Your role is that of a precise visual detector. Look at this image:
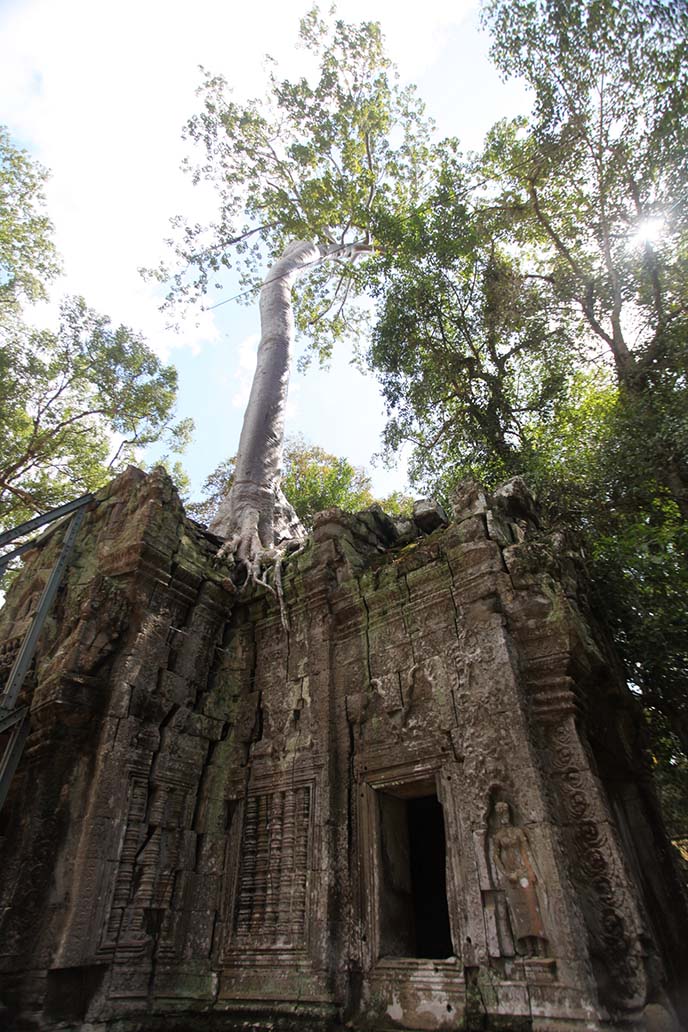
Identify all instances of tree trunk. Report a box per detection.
[665,457,688,524]
[210,239,321,574]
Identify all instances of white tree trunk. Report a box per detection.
[210,239,321,573]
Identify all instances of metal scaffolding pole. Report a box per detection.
[0,495,93,812]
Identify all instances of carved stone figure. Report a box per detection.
[490,801,548,957]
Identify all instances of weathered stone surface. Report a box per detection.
[493,476,540,526]
[0,468,686,1031]
[450,480,490,520]
[413,498,449,534]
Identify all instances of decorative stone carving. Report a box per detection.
[232,786,311,948]
[0,467,686,1031]
[541,716,648,1008]
[488,801,548,958]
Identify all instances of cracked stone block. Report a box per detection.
[493,476,539,525]
[0,465,686,1032]
[390,516,417,546]
[450,480,490,520]
[412,498,448,534]
[486,510,514,548]
[356,504,401,547]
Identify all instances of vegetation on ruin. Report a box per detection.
[369,0,688,814]
[1,2,685,826]
[151,9,433,579]
[188,435,413,529]
[158,2,688,822]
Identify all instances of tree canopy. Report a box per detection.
[0,296,192,531]
[372,0,688,493]
[0,125,60,321]
[154,7,432,362]
[188,435,411,529]
[0,128,190,535]
[364,0,688,815]
[479,0,688,512]
[369,151,583,491]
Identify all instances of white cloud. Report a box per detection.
[285,380,301,421]
[352,0,476,74]
[231,333,258,409]
[0,0,479,366]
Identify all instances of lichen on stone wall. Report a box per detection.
[0,467,686,1031]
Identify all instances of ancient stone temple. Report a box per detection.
[0,466,686,1031]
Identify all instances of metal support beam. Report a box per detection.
[0,493,94,550]
[1,506,87,713]
[0,539,40,577]
[0,705,28,736]
[0,498,91,814]
[0,710,30,812]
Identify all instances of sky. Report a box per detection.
[0,0,530,502]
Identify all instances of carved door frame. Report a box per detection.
[357,754,464,972]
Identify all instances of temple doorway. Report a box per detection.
[378,784,453,959]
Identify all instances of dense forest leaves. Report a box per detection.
[188,436,412,528]
[368,0,688,828]
[0,129,190,534]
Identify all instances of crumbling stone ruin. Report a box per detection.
[0,466,686,1031]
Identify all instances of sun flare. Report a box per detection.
[632,217,665,248]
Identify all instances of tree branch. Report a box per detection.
[0,478,41,509]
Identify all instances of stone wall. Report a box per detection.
[0,467,686,1031]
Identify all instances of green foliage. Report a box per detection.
[476,2,688,764]
[516,370,688,752]
[188,435,410,529]
[281,436,375,525]
[365,0,688,809]
[0,126,191,534]
[376,489,414,519]
[186,456,235,526]
[151,6,433,362]
[369,143,583,493]
[0,296,191,531]
[478,0,688,396]
[0,126,61,320]
[650,716,688,847]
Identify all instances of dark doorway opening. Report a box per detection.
[378,784,453,959]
